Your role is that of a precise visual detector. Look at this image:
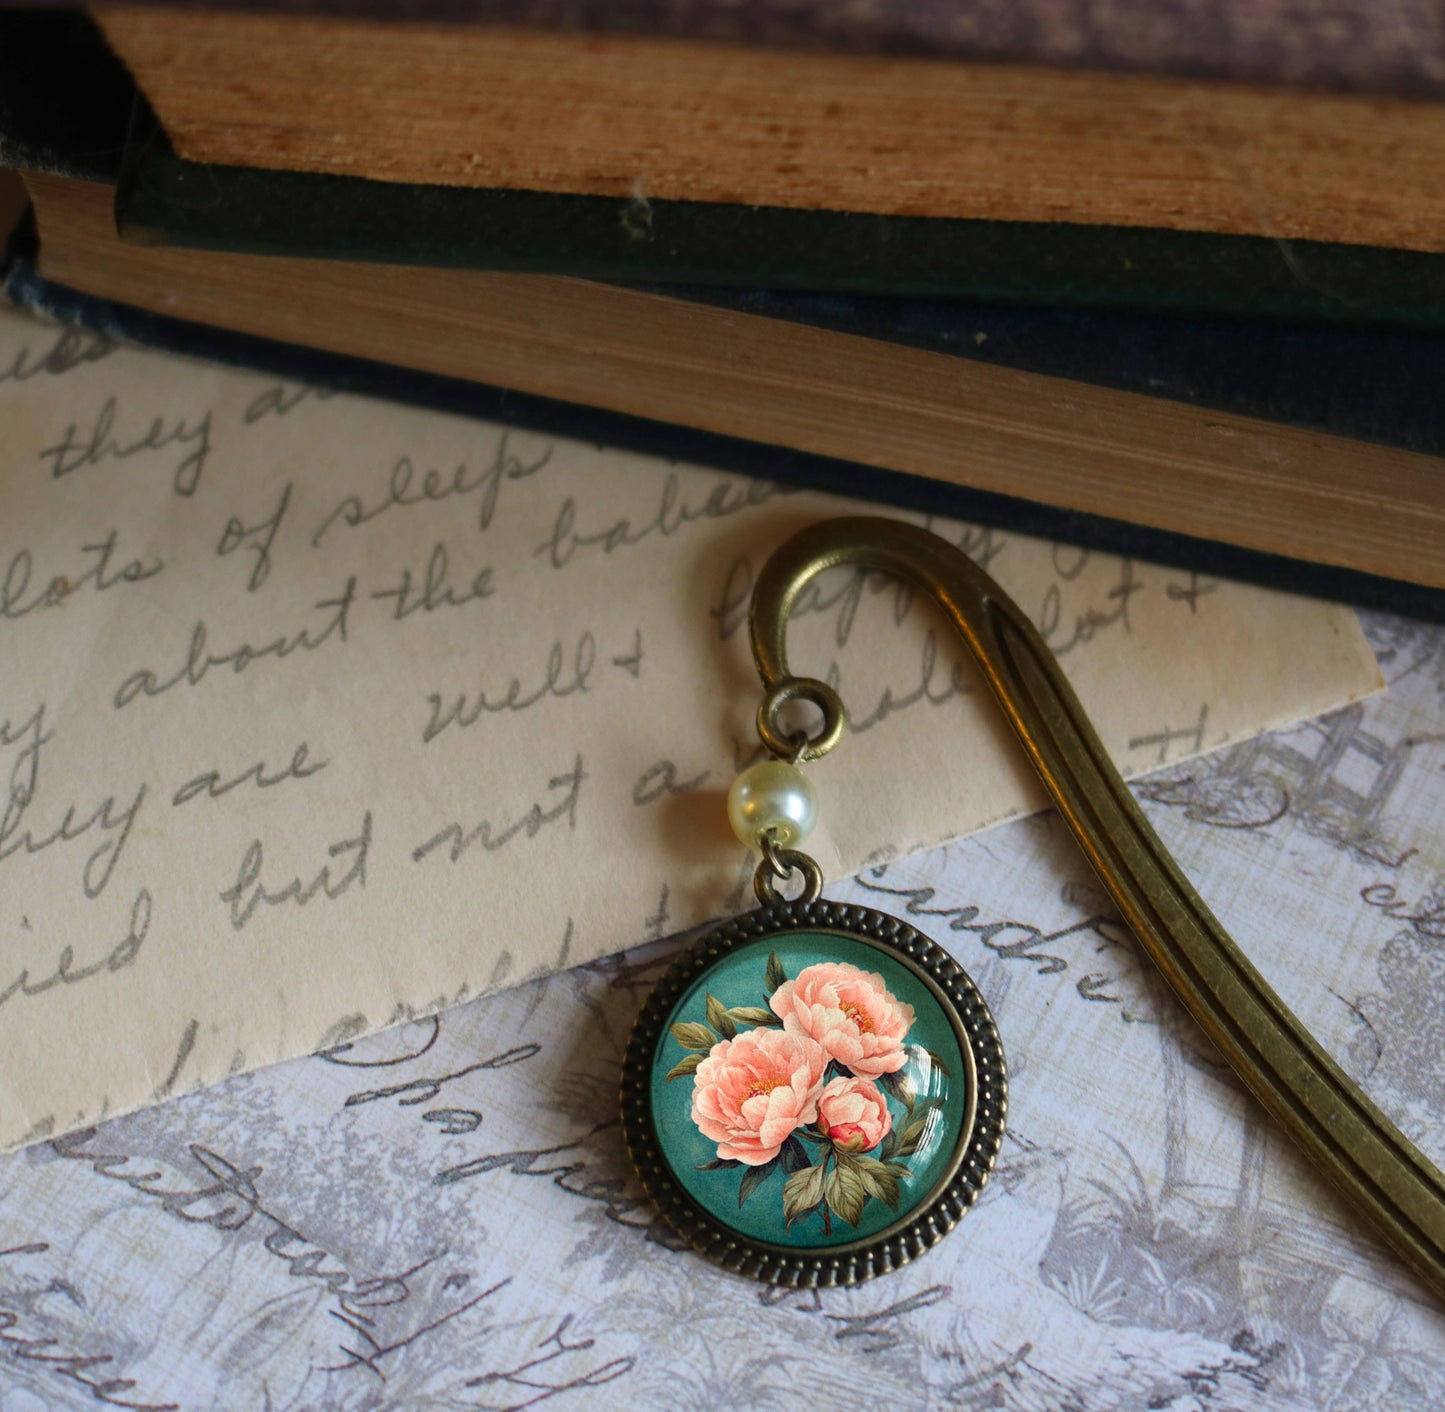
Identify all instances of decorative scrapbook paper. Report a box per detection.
[0,609,1438,1409]
[0,303,1381,1153]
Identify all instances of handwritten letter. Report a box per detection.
[0,306,1381,1151]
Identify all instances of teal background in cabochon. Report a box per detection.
[650,931,968,1249]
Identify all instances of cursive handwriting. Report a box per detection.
[344,1042,539,1110]
[423,634,595,743]
[0,1244,176,1411]
[1,531,164,620]
[1128,703,1209,766]
[465,1316,635,1404]
[1361,881,1445,940]
[172,741,328,806]
[855,869,1138,1007]
[48,1134,259,1232]
[632,759,709,804]
[325,1277,512,1381]
[371,541,495,622]
[47,1130,460,1347]
[712,555,890,645]
[220,810,372,929]
[1166,570,1219,613]
[0,326,113,385]
[0,780,146,898]
[321,1015,441,1068]
[0,702,50,839]
[1038,555,1143,657]
[0,889,151,1010]
[413,756,584,864]
[762,1282,953,1356]
[114,578,357,708]
[311,433,552,547]
[534,471,790,571]
[713,523,1003,645]
[835,630,973,734]
[430,1118,665,1242]
[39,395,213,497]
[242,381,333,424]
[217,481,291,591]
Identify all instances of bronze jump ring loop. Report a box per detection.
[758,829,793,881]
[752,847,823,907]
[756,676,846,762]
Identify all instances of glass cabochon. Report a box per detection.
[648,930,971,1249]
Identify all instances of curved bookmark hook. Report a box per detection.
[749,515,1445,1305]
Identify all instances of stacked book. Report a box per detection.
[2,3,1442,614]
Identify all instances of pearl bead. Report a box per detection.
[728,760,817,849]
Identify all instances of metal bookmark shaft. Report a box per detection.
[748,515,1445,1306]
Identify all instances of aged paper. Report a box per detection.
[0,608,1439,1409]
[0,306,1381,1153]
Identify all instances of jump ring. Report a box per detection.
[757,677,846,763]
[759,830,792,880]
[753,848,824,907]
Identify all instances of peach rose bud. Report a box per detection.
[817,1075,892,1154]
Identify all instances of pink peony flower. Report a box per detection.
[691,1028,828,1166]
[769,961,914,1077]
[817,1076,891,1152]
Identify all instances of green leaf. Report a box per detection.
[895,1109,930,1150]
[850,1153,894,1175]
[764,950,787,998]
[779,1134,811,1174]
[923,1046,953,1079]
[705,993,737,1040]
[696,1156,743,1171]
[896,1100,942,1156]
[664,1053,705,1083]
[738,1154,780,1207]
[897,1070,917,1110]
[826,1157,868,1227]
[849,1154,901,1209]
[878,1068,916,1112]
[878,1127,900,1161]
[783,1163,827,1228]
[896,1123,926,1157]
[728,1005,782,1028]
[669,1021,717,1052]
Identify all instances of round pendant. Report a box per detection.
[621,898,1007,1286]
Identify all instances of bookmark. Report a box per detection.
[621,871,1007,1287]
[622,516,1445,1297]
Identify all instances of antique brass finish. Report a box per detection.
[752,838,824,908]
[756,675,846,762]
[749,516,1445,1306]
[620,898,1006,1286]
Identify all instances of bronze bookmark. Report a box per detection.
[738,516,1445,1304]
